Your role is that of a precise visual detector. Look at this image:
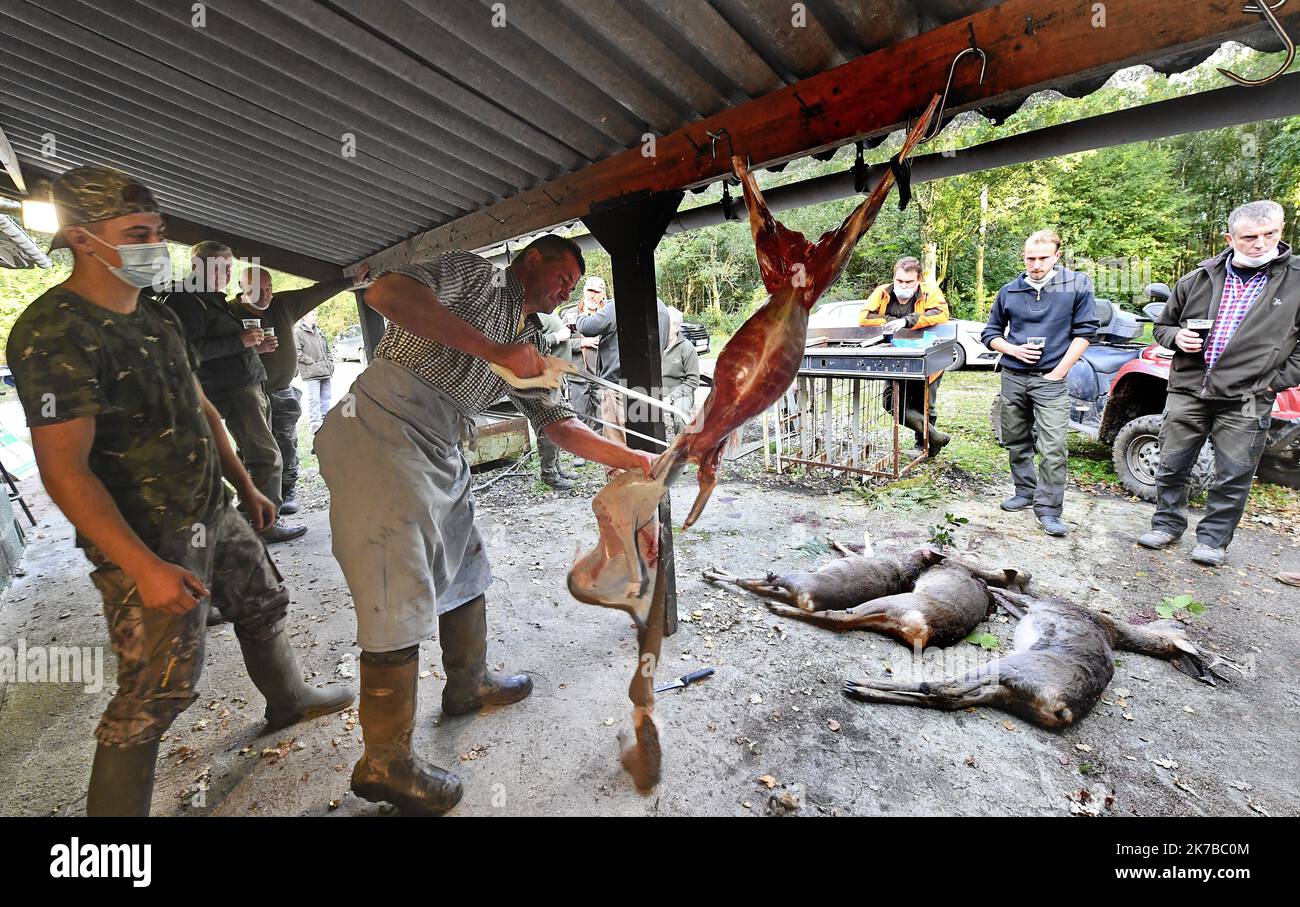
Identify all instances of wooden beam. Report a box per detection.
[357,0,1299,273]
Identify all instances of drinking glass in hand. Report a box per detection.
[1186,319,1213,351]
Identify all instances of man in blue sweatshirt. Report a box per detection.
[981,230,1099,537]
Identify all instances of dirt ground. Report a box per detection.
[1,444,1297,817]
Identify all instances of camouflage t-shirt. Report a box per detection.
[6,286,227,549]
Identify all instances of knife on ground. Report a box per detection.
[655,667,714,693]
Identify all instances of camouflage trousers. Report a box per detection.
[84,504,289,747]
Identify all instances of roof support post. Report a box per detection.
[354,287,386,362]
[581,189,685,638]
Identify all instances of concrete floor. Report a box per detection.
[1,464,1297,817]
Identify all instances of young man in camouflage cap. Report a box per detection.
[6,165,354,816]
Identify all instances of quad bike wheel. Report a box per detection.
[1112,413,1214,503]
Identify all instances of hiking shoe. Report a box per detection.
[1039,515,1068,537]
[1277,572,1300,587]
[1190,544,1226,567]
[541,472,575,491]
[1136,529,1178,550]
[1000,494,1034,512]
[279,494,300,515]
[262,519,308,543]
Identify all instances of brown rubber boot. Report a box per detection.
[239,631,356,731]
[351,648,462,815]
[439,595,533,716]
[87,740,160,817]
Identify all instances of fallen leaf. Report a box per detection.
[757,775,777,789]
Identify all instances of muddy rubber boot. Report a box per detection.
[439,595,533,716]
[351,648,462,815]
[87,740,160,817]
[239,631,356,731]
[903,410,950,455]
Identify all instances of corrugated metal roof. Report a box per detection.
[0,0,1287,270]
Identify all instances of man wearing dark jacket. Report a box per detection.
[981,230,1098,537]
[239,265,364,512]
[1137,201,1299,566]
[160,243,305,543]
[575,295,673,448]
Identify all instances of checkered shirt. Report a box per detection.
[1205,265,1269,370]
[374,250,576,430]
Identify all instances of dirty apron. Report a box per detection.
[316,358,493,653]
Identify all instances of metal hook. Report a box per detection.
[1218,0,1295,86]
[706,128,736,162]
[920,44,988,144]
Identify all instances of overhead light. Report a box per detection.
[21,199,58,234]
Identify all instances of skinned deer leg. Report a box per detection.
[618,544,668,791]
[683,444,727,529]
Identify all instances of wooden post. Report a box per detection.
[354,287,386,363]
[581,189,685,638]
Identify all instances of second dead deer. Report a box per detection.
[843,588,1215,729]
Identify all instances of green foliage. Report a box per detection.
[928,511,969,547]
[1156,594,1208,620]
[965,632,1000,651]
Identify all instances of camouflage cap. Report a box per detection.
[48,164,159,251]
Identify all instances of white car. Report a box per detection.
[943,319,1001,370]
[333,324,365,362]
[807,300,999,371]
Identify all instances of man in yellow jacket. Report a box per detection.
[858,256,951,452]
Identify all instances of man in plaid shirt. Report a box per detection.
[316,234,656,816]
[1139,201,1300,566]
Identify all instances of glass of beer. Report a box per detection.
[264,327,276,338]
[1026,336,1047,349]
[1187,319,1213,350]
[242,318,261,330]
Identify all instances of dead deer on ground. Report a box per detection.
[703,537,1031,649]
[843,588,1216,729]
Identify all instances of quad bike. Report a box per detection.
[991,283,1300,502]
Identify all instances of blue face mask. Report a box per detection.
[85,230,172,289]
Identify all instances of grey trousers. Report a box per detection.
[568,377,600,431]
[1151,391,1271,549]
[208,383,283,509]
[996,370,1071,516]
[267,385,302,497]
